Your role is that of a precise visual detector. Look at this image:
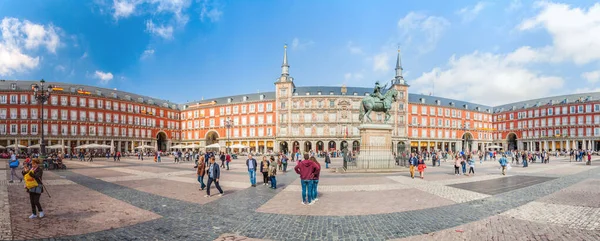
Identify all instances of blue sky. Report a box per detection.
[1,0,600,105]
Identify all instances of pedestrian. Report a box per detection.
[281,154,288,172]
[454,156,461,176]
[587,152,592,165]
[277,156,282,171]
[268,157,277,189]
[23,158,44,219]
[196,156,206,191]
[295,153,317,205]
[458,156,467,175]
[246,154,257,187]
[225,152,231,170]
[205,157,224,197]
[499,154,508,175]
[157,151,161,162]
[9,152,22,183]
[117,151,121,161]
[417,155,426,179]
[260,156,270,185]
[468,155,475,175]
[324,152,331,169]
[220,152,226,168]
[409,153,417,179]
[310,156,321,202]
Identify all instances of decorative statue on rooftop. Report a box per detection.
[359,81,398,123]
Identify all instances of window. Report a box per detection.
[430,107,435,116]
[249,104,256,112]
[233,106,239,114]
[421,106,427,115]
[10,95,17,104]
[411,106,417,114]
[266,103,272,112]
[20,124,28,135]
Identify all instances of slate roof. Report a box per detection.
[0,80,182,110]
[493,92,600,113]
[183,92,276,108]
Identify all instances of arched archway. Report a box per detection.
[316,141,324,152]
[397,142,406,155]
[507,133,518,151]
[341,141,348,152]
[279,141,289,154]
[293,141,300,153]
[206,131,219,146]
[304,141,312,153]
[352,140,360,153]
[462,132,473,152]
[156,132,167,152]
[328,141,336,151]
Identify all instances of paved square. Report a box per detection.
[448,175,557,195]
[1,156,599,241]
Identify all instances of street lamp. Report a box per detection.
[225,118,233,154]
[31,79,54,158]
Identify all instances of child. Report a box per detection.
[468,155,475,175]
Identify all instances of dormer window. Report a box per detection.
[449,102,454,107]
[436,100,441,105]
[353,92,358,96]
[475,107,480,111]
[306,92,310,96]
[70,87,76,93]
[148,99,154,105]
[124,95,131,101]
[227,98,232,103]
[330,91,334,95]
[317,91,321,95]
[243,96,248,101]
[420,98,425,104]
[260,94,265,100]
[10,83,16,90]
[96,90,102,96]
[111,92,117,98]
[138,97,143,103]
[163,103,168,108]
[464,104,468,109]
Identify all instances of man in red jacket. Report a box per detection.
[294,153,317,205]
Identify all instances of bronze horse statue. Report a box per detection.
[359,88,398,123]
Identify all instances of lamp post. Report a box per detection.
[225,118,233,154]
[31,79,54,158]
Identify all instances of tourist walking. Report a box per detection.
[220,152,226,168]
[205,157,224,197]
[196,156,206,191]
[409,153,417,179]
[417,155,426,179]
[268,157,277,189]
[295,153,318,205]
[9,152,22,183]
[225,152,231,170]
[310,156,321,201]
[468,155,475,175]
[281,154,288,172]
[246,154,257,187]
[324,152,331,169]
[23,159,44,219]
[260,156,270,185]
[499,154,508,175]
[454,156,461,176]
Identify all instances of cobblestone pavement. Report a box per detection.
[1,161,13,241]
[2,157,599,240]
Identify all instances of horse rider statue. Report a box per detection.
[370,81,390,110]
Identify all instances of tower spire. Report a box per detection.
[393,47,405,85]
[281,44,289,76]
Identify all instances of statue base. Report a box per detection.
[344,123,402,171]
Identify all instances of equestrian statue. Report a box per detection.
[359,81,398,123]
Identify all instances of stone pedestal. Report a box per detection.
[347,123,397,171]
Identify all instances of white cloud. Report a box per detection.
[347,41,363,55]
[411,50,564,106]
[199,0,223,22]
[518,2,600,65]
[290,37,315,50]
[344,72,364,82]
[80,51,88,59]
[141,48,155,59]
[94,70,114,84]
[0,17,61,75]
[113,0,138,19]
[397,12,450,53]
[582,71,600,84]
[372,52,390,72]
[54,65,66,72]
[456,2,486,23]
[145,20,173,39]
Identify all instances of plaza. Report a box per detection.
[2,155,599,240]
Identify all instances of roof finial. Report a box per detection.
[281,43,289,76]
[393,46,404,85]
